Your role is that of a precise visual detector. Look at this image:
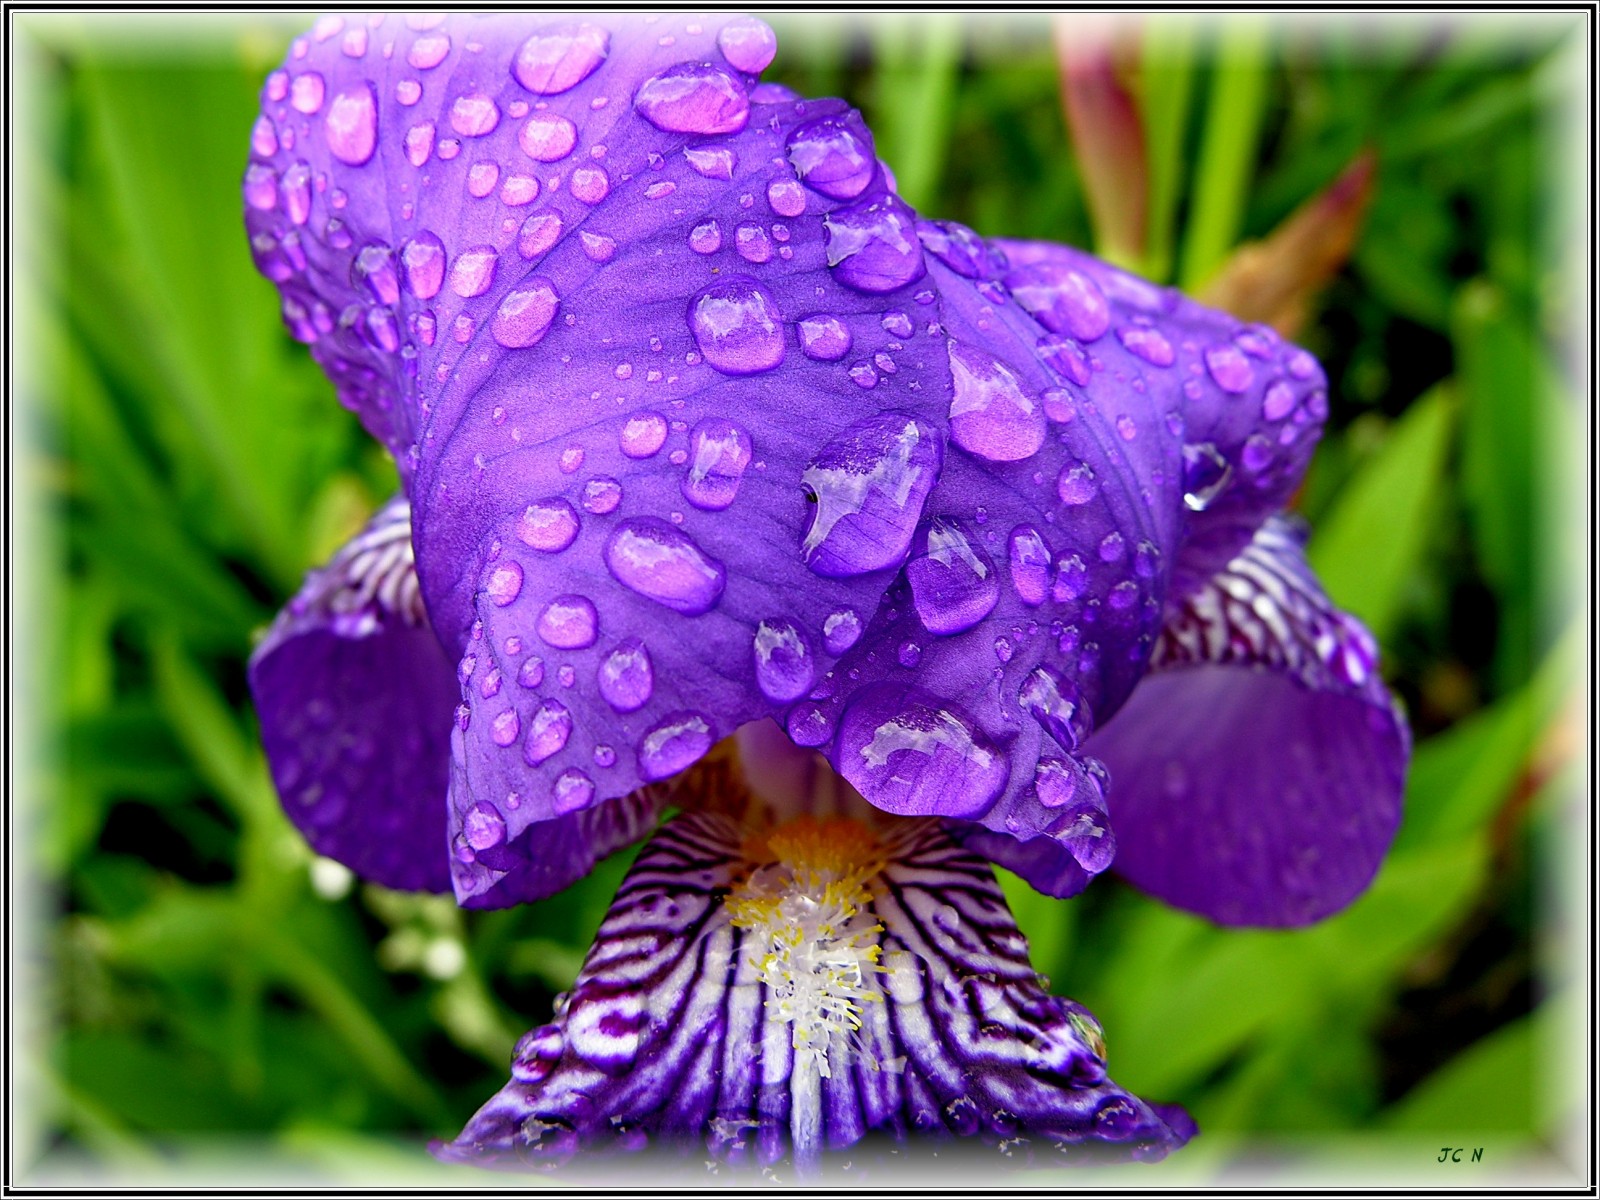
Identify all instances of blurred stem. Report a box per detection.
[1179,20,1272,292]
[34,1061,162,1167]
[869,15,962,211]
[1137,18,1197,283]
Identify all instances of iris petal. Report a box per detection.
[1085,517,1408,925]
[249,497,453,891]
[436,809,1192,1172]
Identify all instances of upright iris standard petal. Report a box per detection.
[249,497,454,891]
[244,12,1405,922]
[435,808,1192,1172]
[1084,518,1408,926]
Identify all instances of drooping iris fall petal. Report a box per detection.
[434,807,1193,1173]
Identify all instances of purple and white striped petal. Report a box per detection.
[1085,517,1408,926]
[435,809,1192,1172]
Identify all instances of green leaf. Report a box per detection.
[1381,1000,1558,1133]
[1309,384,1455,646]
[868,15,963,211]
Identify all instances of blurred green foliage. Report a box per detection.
[16,11,1586,1185]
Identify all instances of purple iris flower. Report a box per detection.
[243,12,1407,1172]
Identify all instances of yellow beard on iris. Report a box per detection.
[727,816,900,1079]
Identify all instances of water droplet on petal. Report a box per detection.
[518,498,580,551]
[1020,667,1084,751]
[407,32,451,70]
[569,165,609,204]
[1262,380,1296,421]
[946,342,1046,462]
[797,314,851,361]
[905,518,1000,636]
[753,619,815,703]
[786,111,876,200]
[916,220,995,279]
[638,712,714,780]
[801,413,943,578]
[251,114,279,157]
[325,83,378,165]
[1007,264,1109,341]
[1098,532,1125,563]
[837,690,1007,818]
[552,769,595,814]
[518,657,544,688]
[484,560,524,606]
[537,595,598,649]
[465,801,508,847]
[1241,434,1274,474]
[579,230,616,262]
[682,419,753,510]
[633,62,750,135]
[492,278,559,347]
[1053,555,1088,602]
[765,175,806,217]
[582,477,623,514]
[279,163,312,224]
[823,193,925,293]
[1204,343,1254,393]
[518,210,564,259]
[718,15,777,73]
[513,23,609,95]
[688,218,722,254]
[684,146,735,179]
[519,113,577,162]
[467,161,500,197]
[1181,442,1233,511]
[1118,324,1174,367]
[687,276,786,375]
[290,71,326,114]
[823,609,862,655]
[450,246,498,297]
[351,243,399,305]
[523,699,573,764]
[1008,526,1051,606]
[604,519,726,615]
[598,639,653,712]
[243,164,278,211]
[500,174,539,205]
[489,708,521,748]
[618,412,668,458]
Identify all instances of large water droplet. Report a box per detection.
[450,93,500,138]
[325,83,377,165]
[687,276,785,375]
[785,111,875,200]
[916,220,994,279]
[801,413,943,577]
[519,113,577,162]
[1180,442,1233,511]
[618,412,668,458]
[823,193,925,293]
[684,146,735,179]
[823,609,862,655]
[351,243,399,305]
[569,166,609,205]
[513,23,609,95]
[836,689,1007,818]
[633,62,749,135]
[582,477,622,514]
[518,210,564,259]
[638,712,714,780]
[1008,526,1051,606]
[289,71,325,114]
[1020,666,1084,751]
[753,619,814,703]
[552,769,595,814]
[688,218,721,254]
[797,314,851,361]
[397,233,446,301]
[491,279,560,349]
[766,175,806,217]
[1007,264,1109,341]
[1204,343,1254,393]
[537,595,598,649]
[946,342,1046,463]
[906,518,1000,635]
[1261,380,1296,421]
[518,498,580,552]
[718,15,777,73]
[598,638,653,712]
[682,419,753,510]
[489,709,521,748]
[605,519,726,615]
[467,161,500,198]
[484,560,524,607]
[1118,323,1174,367]
[523,699,573,764]
[407,32,451,71]
[450,246,498,298]
[465,800,508,847]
